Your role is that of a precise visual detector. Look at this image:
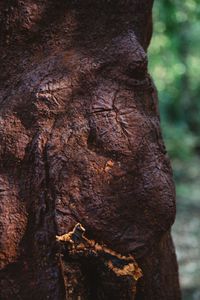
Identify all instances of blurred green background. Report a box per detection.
[149,0,200,299]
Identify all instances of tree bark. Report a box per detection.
[0,1,181,299]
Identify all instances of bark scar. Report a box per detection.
[56,223,142,282]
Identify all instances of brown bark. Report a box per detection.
[0,1,181,299]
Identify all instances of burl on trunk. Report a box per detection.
[0,1,181,299]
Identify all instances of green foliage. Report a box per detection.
[149,0,200,186]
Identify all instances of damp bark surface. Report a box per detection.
[0,1,181,299]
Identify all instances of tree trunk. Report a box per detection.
[0,1,181,299]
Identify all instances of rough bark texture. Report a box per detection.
[0,1,181,299]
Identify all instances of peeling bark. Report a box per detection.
[0,1,181,299]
